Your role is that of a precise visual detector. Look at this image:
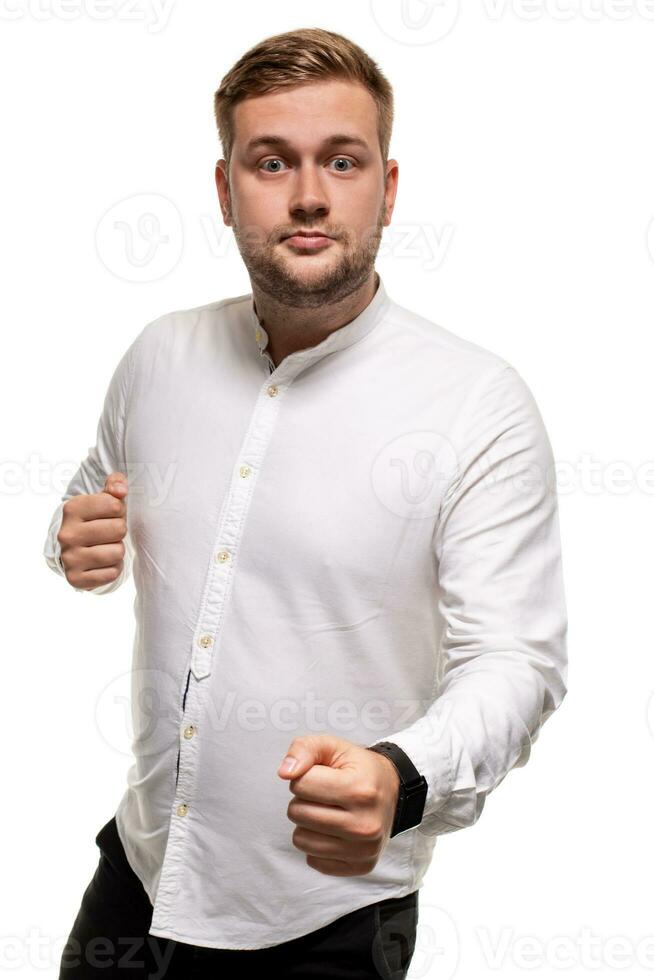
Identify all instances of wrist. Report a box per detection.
[375,750,401,805]
[367,741,428,837]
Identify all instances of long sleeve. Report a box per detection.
[377,362,568,837]
[42,331,143,595]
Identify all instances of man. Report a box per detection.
[45,26,568,979]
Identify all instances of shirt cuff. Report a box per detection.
[378,714,482,837]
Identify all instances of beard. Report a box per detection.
[230,200,386,310]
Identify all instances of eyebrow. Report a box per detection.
[244,133,371,154]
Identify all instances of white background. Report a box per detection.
[2,1,652,976]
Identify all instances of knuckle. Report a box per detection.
[356,817,383,841]
[351,782,378,807]
[64,493,85,515]
[58,523,78,549]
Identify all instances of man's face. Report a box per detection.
[215,79,398,308]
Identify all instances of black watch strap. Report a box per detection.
[367,741,428,837]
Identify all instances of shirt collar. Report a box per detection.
[247,272,390,377]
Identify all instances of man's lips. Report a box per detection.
[282,232,335,250]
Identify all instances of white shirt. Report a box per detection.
[43,273,568,950]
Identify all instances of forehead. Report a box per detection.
[232,79,379,151]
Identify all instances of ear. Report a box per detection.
[383,158,399,227]
[215,159,232,225]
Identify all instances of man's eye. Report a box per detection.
[260,158,288,173]
[330,158,355,172]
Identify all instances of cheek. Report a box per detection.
[337,195,385,240]
[229,177,278,234]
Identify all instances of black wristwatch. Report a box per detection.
[367,741,428,837]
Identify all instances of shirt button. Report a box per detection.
[255,329,262,343]
[198,634,213,648]
[267,384,278,397]
[215,550,230,563]
[239,465,251,478]
[176,804,189,817]
[183,725,196,739]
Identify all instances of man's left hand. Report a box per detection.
[277,734,401,877]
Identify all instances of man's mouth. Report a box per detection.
[282,231,335,250]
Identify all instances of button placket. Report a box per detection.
[188,380,288,681]
[152,375,291,929]
[152,669,204,923]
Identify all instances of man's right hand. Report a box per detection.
[57,471,129,591]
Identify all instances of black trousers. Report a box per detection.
[59,815,419,979]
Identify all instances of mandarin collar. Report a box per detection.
[248,273,390,378]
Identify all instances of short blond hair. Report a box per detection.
[214,27,394,171]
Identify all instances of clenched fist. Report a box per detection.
[277,734,402,877]
[57,471,129,591]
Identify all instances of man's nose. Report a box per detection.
[288,165,330,219]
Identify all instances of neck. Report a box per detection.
[252,271,379,368]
